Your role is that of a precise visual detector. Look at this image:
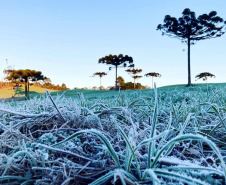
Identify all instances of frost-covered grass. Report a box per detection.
[1,84,226,184]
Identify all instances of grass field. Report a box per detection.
[1,82,226,100]
[0,86,58,99]
[1,83,226,184]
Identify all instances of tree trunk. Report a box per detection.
[27,77,30,99]
[11,83,14,97]
[133,78,135,89]
[152,77,154,89]
[25,78,27,98]
[115,65,118,91]
[100,76,102,89]
[25,76,30,99]
[187,37,191,86]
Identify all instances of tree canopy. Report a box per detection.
[195,72,215,82]
[157,8,226,86]
[93,72,107,89]
[125,68,142,89]
[117,76,125,85]
[145,72,161,88]
[5,69,46,99]
[98,54,134,90]
[157,8,226,42]
[116,76,146,90]
[98,54,133,68]
[93,72,107,78]
[145,72,161,78]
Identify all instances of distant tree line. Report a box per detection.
[3,69,69,99]
[117,76,148,90]
[34,78,69,91]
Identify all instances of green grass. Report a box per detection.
[1,82,226,100]
[159,82,226,90]
[0,86,58,99]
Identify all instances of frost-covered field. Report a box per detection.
[0,85,226,184]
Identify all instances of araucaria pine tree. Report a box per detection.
[98,54,134,90]
[195,72,215,83]
[157,8,226,86]
[145,72,161,88]
[93,72,107,89]
[5,69,46,99]
[125,68,142,89]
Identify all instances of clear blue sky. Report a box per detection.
[0,0,226,89]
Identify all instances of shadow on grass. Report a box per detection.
[14,87,44,97]
[14,87,24,96]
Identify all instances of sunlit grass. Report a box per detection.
[0,86,58,99]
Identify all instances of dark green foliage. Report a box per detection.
[145,72,161,88]
[125,68,142,89]
[117,76,146,90]
[93,72,107,78]
[99,54,134,90]
[195,72,216,81]
[157,8,226,41]
[4,69,46,99]
[93,72,107,89]
[145,72,161,78]
[157,8,226,86]
[41,83,69,91]
[99,54,133,67]
[117,76,125,85]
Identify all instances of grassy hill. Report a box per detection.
[0,86,58,99]
[1,82,226,101]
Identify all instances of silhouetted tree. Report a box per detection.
[195,72,215,83]
[157,8,226,86]
[125,68,142,89]
[93,72,107,89]
[5,69,45,99]
[98,54,134,90]
[145,72,161,88]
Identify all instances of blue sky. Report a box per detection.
[0,0,226,89]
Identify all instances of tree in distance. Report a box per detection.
[117,76,145,90]
[195,72,215,83]
[93,72,107,89]
[125,68,142,89]
[145,72,161,88]
[98,54,134,90]
[157,8,226,86]
[5,69,46,99]
[117,76,125,86]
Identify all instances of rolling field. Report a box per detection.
[1,83,226,184]
[0,86,58,99]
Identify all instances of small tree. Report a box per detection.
[93,72,107,89]
[5,69,46,99]
[117,76,125,86]
[61,83,68,90]
[145,72,161,88]
[92,86,97,90]
[157,8,226,86]
[195,72,215,83]
[125,68,142,89]
[98,54,134,90]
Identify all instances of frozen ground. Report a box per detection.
[0,84,226,184]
